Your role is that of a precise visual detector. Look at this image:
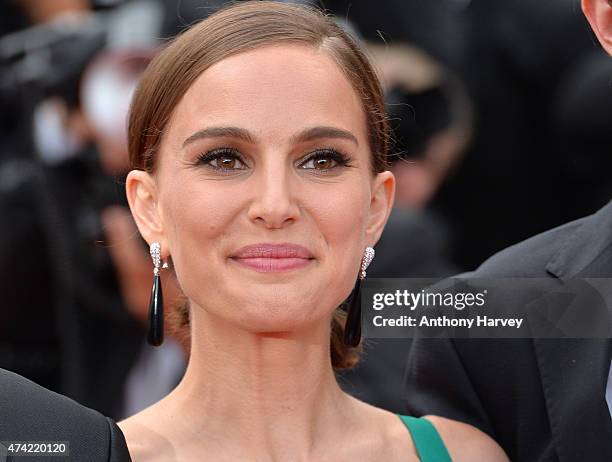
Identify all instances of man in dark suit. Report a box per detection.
[0,368,131,461]
[404,1,612,461]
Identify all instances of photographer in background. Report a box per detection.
[0,0,181,419]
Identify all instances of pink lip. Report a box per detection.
[230,243,314,273]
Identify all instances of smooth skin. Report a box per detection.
[121,44,507,461]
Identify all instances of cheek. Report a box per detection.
[304,179,370,305]
[308,186,368,243]
[159,176,239,282]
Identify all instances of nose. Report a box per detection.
[247,161,301,229]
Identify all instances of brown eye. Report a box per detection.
[313,158,334,169]
[299,149,351,172]
[196,148,247,171]
[217,156,237,169]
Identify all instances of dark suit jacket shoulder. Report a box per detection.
[405,201,612,462]
[476,201,612,279]
[475,218,583,277]
[0,368,131,461]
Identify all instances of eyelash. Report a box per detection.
[196,147,248,172]
[195,147,353,173]
[300,148,353,172]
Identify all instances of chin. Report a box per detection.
[230,294,329,332]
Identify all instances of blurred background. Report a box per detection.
[0,0,610,419]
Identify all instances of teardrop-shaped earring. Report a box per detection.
[147,242,167,346]
[343,246,375,347]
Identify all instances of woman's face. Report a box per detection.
[129,44,394,333]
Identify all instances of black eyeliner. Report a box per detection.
[195,147,247,170]
[300,148,354,169]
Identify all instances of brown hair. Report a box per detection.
[128,1,391,368]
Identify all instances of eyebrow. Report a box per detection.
[182,125,359,148]
[182,126,255,147]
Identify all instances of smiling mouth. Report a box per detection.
[231,257,313,273]
[229,243,314,273]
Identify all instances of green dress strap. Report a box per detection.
[397,415,452,462]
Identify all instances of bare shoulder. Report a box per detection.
[424,415,509,462]
[118,415,153,461]
[118,411,174,462]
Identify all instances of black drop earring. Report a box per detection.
[343,246,375,347]
[147,242,167,346]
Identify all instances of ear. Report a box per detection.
[583,0,612,54]
[125,170,168,254]
[365,170,395,246]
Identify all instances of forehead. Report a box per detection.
[165,44,367,145]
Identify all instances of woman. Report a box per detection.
[119,2,507,460]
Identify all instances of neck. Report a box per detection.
[161,306,357,460]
